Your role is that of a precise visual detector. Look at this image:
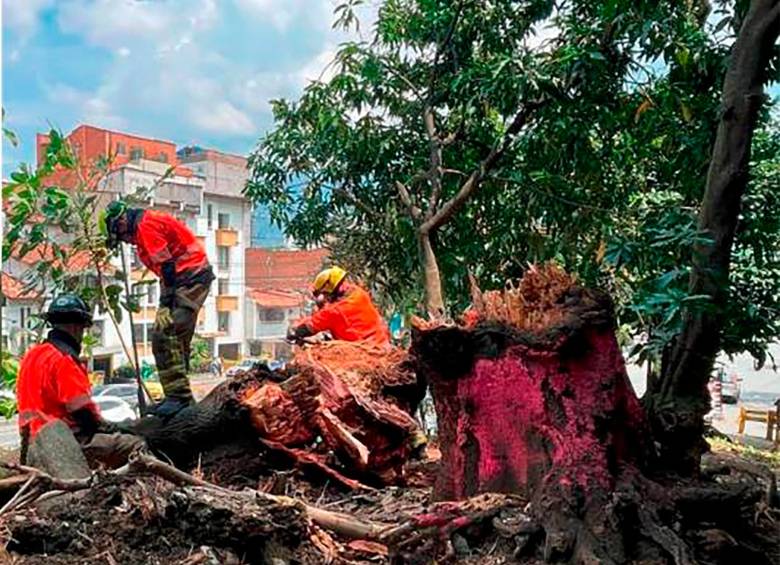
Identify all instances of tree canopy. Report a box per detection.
[247,0,780,370]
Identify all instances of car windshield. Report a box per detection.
[97,399,120,410]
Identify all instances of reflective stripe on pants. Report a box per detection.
[151,281,211,399]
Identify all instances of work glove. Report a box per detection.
[155,307,173,332]
[286,324,312,343]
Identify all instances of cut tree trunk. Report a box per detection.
[411,265,702,563]
[129,345,423,485]
[652,0,780,475]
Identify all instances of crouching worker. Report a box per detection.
[286,266,391,346]
[287,267,428,456]
[17,294,145,469]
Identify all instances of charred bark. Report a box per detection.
[651,0,780,475]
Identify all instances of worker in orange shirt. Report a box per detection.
[99,201,215,417]
[17,294,144,467]
[286,266,390,345]
[287,267,428,457]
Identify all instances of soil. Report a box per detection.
[0,443,777,565]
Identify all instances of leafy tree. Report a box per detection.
[189,335,211,372]
[649,0,780,472]
[247,1,718,316]
[2,127,172,415]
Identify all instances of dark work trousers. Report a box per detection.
[151,281,211,400]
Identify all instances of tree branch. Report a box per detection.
[424,106,444,216]
[421,98,545,234]
[395,180,422,221]
[332,186,381,219]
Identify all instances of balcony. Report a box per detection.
[254,321,288,339]
[216,295,238,312]
[215,228,238,247]
[138,306,157,321]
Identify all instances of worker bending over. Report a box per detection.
[287,266,390,345]
[99,202,214,416]
[17,294,144,468]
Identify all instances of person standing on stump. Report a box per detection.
[286,266,390,346]
[99,201,215,417]
[16,294,145,468]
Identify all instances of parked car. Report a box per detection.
[711,367,742,404]
[93,395,136,423]
[93,383,157,416]
[225,358,261,378]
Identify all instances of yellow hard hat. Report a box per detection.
[312,266,347,295]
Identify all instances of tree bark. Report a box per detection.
[650,0,780,474]
[418,230,445,318]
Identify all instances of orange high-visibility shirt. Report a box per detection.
[17,342,100,439]
[303,283,390,345]
[136,210,209,277]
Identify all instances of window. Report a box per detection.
[132,322,153,345]
[132,323,146,344]
[218,311,230,333]
[132,283,145,305]
[218,278,230,296]
[207,204,213,229]
[131,249,142,269]
[116,142,126,156]
[130,147,144,160]
[158,152,168,163]
[218,213,231,229]
[259,308,285,323]
[90,320,105,347]
[217,246,230,270]
[132,283,158,305]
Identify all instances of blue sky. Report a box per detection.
[2,0,375,177]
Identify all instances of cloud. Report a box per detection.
[46,83,127,129]
[2,0,55,36]
[234,0,333,31]
[57,0,218,50]
[191,101,256,135]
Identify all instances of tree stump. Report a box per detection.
[412,266,669,562]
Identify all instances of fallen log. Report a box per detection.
[129,345,424,485]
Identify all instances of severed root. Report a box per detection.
[380,493,526,559]
[129,453,394,541]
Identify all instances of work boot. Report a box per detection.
[151,395,194,419]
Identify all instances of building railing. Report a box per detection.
[216,295,238,312]
[216,228,238,247]
[254,320,288,338]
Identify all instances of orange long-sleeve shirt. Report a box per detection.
[301,283,390,345]
[17,338,100,440]
[135,210,209,277]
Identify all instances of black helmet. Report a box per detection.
[44,294,93,326]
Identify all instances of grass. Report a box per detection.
[708,435,780,469]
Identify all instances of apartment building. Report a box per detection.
[177,146,252,361]
[8,125,254,374]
